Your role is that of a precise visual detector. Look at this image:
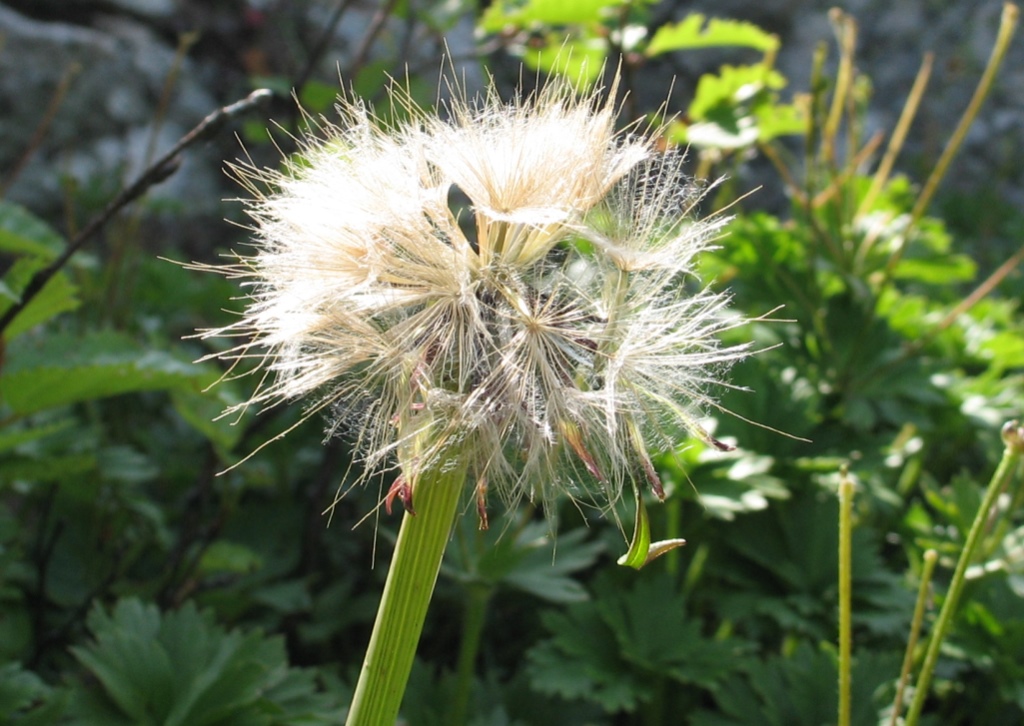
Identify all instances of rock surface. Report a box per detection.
[1,0,1020,230]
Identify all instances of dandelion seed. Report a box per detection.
[190,70,753,523]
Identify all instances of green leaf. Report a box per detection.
[690,65,787,120]
[198,541,264,576]
[444,513,603,604]
[0,256,80,339]
[479,0,627,32]
[0,418,73,453]
[299,80,339,114]
[171,384,244,452]
[0,661,70,724]
[892,254,976,285]
[0,330,220,414]
[527,572,743,714]
[594,574,740,688]
[524,35,608,89]
[69,598,340,725]
[646,15,779,56]
[0,200,65,258]
[692,643,898,726]
[672,65,796,149]
[527,604,649,712]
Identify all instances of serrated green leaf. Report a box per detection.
[445,514,602,604]
[0,330,220,414]
[499,525,603,602]
[594,574,739,688]
[70,598,339,725]
[646,15,779,56]
[692,643,898,726]
[527,604,649,712]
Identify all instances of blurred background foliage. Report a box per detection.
[1,0,1022,724]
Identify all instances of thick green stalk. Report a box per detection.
[904,421,1023,726]
[346,462,468,726]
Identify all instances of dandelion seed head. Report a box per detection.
[194,69,753,517]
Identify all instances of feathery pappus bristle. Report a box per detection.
[190,68,753,522]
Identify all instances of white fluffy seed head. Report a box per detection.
[194,71,752,515]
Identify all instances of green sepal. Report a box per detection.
[617,483,685,569]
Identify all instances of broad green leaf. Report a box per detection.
[0,200,65,258]
[0,452,96,486]
[69,598,340,725]
[892,254,976,284]
[753,101,807,140]
[689,65,787,120]
[444,514,603,604]
[0,661,70,724]
[0,418,73,452]
[3,270,80,338]
[646,15,779,56]
[479,0,626,32]
[524,35,608,89]
[0,330,220,414]
[0,256,80,339]
[171,384,245,452]
[691,643,898,726]
[199,540,264,576]
[299,80,339,114]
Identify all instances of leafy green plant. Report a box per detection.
[526,570,746,718]
[66,598,343,725]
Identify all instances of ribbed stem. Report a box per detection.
[346,463,468,726]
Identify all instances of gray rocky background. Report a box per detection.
[1,0,1020,251]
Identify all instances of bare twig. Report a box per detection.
[294,0,357,93]
[0,88,273,338]
[0,62,81,197]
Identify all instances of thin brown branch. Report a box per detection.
[0,88,273,338]
[0,62,81,197]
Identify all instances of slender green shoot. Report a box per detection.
[449,585,492,726]
[889,549,938,726]
[837,469,854,726]
[904,421,1024,726]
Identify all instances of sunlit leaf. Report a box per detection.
[646,15,779,56]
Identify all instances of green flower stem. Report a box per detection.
[449,584,492,726]
[904,421,1023,726]
[837,471,853,726]
[889,549,938,726]
[346,463,468,726]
